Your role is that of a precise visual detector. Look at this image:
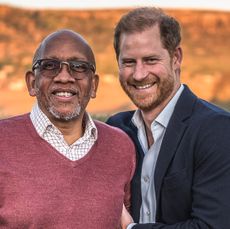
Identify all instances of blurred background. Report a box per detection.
[0,0,230,120]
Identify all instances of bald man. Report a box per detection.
[0,29,135,228]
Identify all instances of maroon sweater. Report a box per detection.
[0,114,135,228]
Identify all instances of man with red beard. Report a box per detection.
[107,7,230,229]
[0,29,136,228]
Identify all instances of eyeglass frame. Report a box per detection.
[32,58,96,79]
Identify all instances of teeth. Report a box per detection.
[55,92,73,97]
[135,84,153,89]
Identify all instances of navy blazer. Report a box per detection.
[107,85,230,228]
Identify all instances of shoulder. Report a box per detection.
[94,120,132,141]
[94,119,136,160]
[184,99,230,151]
[0,113,30,126]
[94,120,136,180]
[94,120,137,155]
[106,110,135,128]
[0,114,31,133]
[190,103,230,168]
[176,85,230,125]
[192,98,230,125]
[178,94,230,140]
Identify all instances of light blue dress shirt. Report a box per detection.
[127,85,184,228]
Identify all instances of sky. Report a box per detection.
[0,0,230,11]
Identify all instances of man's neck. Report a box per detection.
[141,84,181,130]
[51,115,85,145]
[141,103,165,131]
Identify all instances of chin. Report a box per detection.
[132,96,163,111]
[48,106,82,121]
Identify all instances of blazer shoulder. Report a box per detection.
[193,98,230,123]
[106,110,135,127]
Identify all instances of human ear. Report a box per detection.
[90,74,99,99]
[25,71,37,97]
[173,46,183,70]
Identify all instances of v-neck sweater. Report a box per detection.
[0,114,136,228]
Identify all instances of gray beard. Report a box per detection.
[47,104,81,121]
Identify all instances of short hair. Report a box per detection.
[114,7,181,58]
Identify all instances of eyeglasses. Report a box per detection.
[32,59,96,79]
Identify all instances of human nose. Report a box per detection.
[132,61,148,81]
[53,62,75,83]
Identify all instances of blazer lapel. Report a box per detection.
[154,85,197,205]
[154,114,187,200]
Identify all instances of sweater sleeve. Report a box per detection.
[124,140,136,212]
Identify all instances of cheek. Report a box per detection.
[80,82,94,98]
[35,79,41,90]
[153,63,173,78]
[119,75,127,87]
[33,80,41,96]
[34,79,50,98]
[119,68,132,83]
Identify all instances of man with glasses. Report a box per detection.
[0,29,135,228]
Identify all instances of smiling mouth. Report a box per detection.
[52,90,77,98]
[54,92,75,97]
[134,82,156,90]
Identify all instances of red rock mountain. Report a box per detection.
[0,5,230,118]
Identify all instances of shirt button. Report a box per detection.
[146,210,150,216]
[143,176,149,183]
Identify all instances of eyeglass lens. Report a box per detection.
[34,59,95,79]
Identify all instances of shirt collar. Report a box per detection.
[30,103,54,137]
[132,84,184,128]
[30,103,97,142]
[78,112,98,144]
